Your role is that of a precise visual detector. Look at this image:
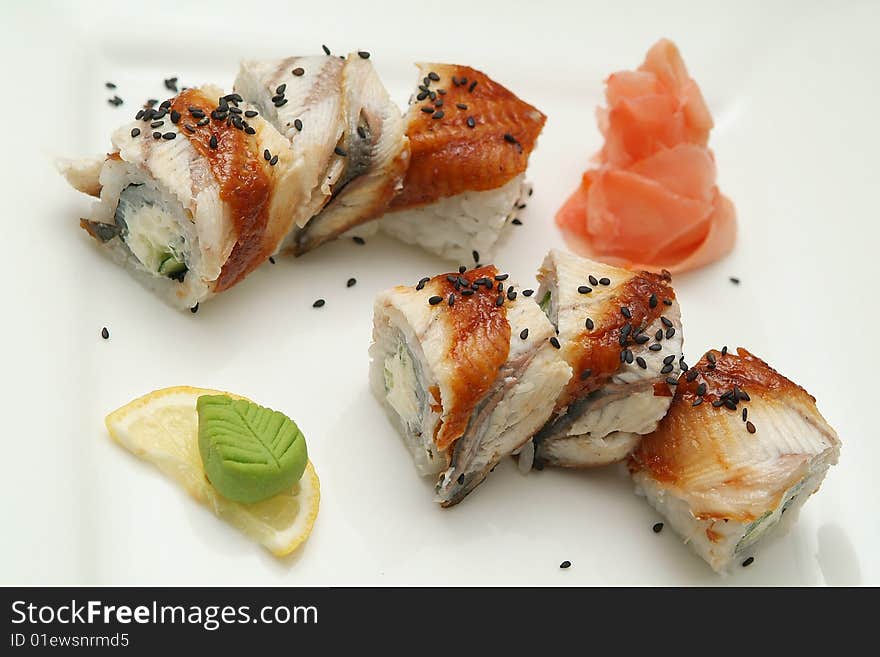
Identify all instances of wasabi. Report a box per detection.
[197,395,307,504]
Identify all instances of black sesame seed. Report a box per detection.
[724,398,737,410]
[652,522,664,533]
[740,390,751,402]
[152,131,162,139]
[707,352,717,364]
[523,289,534,297]
[416,277,430,290]
[466,116,476,128]
[416,91,429,101]
[421,106,434,114]
[507,288,517,301]
[292,67,305,76]
[649,293,658,308]
[183,124,196,133]
[461,289,474,296]
[599,277,610,286]
[746,421,756,434]
[357,50,370,59]
[680,359,689,371]
[663,298,673,306]
[164,77,178,92]
[586,275,597,286]
[666,377,678,385]
[334,146,347,156]
[520,328,529,340]
[190,303,199,314]
[742,408,748,421]
[495,295,504,307]
[130,128,141,137]
[312,299,326,308]
[621,306,632,319]
[686,369,699,382]
[448,293,455,306]
[648,343,662,351]
[197,117,209,127]
[294,119,303,131]
[660,364,674,374]
[209,135,218,149]
[275,83,287,95]
[578,285,592,294]
[455,103,468,110]
[559,560,571,569]
[742,557,754,567]
[432,110,444,119]
[712,400,724,408]
[162,132,176,140]
[322,44,331,55]
[511,218,522,225]
[108,95,123,107]
[663,354,676,365]
[549,337,561,349]
[105,82,116,89]
[722,346,729,356]
[636,356,647,369]
[150,120,164,128]
[100,327,109,340]
[274,98,288,107]
[692,398,703,407]
[428,71,440,81]
[244,110,258,118]
[352,236,365,245]
[170,110,181,124]
[263,149,271,161]
[469,80,477,92]
[580,369,592,380]
[503,133,517,144]
[665,327,676,339]
[696,383,707,396]
[135,109,145,120]
[268,154,277,166]
[661,316,673,328]
[635,334,650,344]
[730,277,740,285]
[585,318,594,330]
[494,274,509,281]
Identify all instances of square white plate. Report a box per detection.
[2,0,877,585]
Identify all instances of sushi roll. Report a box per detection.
[528,249,684,468]
[59,86,301,309]
[379,64,545,264]
[629,348,841,573]
[235,53,408,255]
[370,265,571,506]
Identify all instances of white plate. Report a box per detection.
[2,0,877,586]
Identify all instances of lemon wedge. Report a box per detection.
[105,386,320,557]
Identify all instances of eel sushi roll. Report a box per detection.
[59,85,301,309]
[235,53,408,255]
[526,249,684,469]
[629,348,841,573]
[370,265,571,506]
[379,64,545,264]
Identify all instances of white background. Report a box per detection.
[1,0,877,585]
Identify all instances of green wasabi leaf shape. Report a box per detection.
[197,395,308,504]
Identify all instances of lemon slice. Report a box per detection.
[105,386,320,557]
